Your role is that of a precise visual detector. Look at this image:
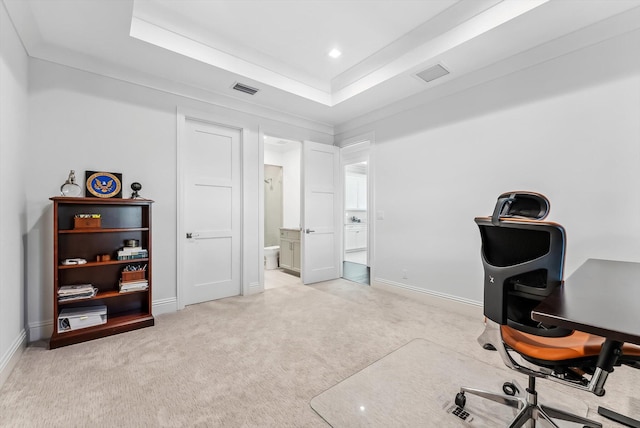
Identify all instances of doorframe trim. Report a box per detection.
[257,127,264,292]
[176,107,245,310]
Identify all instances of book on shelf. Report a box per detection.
[119,279,149,293]
[119,246,143,254]
[117,249,148,260]
[58,284,98,302]
[119,285,148,293]
[120,279,148,286]
[117,254,148,260]
[58,284,93,294]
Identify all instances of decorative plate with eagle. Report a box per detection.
[85,171,122,198]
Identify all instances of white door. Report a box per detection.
[302,141,340,284]
[182,119,241,305]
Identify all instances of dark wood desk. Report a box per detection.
[532,258,640,345]
[532,258,640,427]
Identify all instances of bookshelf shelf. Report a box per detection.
[49,197,154,349]
[58,258,149,269]
[51,312,154,349]
[58,227,149,234]
[57,288,149,305]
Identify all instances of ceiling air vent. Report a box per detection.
[415,64,450,83]
[232,82,259,95]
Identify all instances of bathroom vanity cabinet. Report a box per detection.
[345,224,367,252]
[279,228,301,274]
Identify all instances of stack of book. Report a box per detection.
[58,284,98,302]
[119,279,148,293]
[116,246,148,260]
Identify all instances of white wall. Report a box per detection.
[337,28,640,305]
[26,59,331,340]
[0,2,28,386]
[281,145,301,228]
[8,3,640,350]
[264,143,301,228]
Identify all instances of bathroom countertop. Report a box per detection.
[280,227,301,231]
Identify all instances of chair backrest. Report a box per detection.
[491,191,550,225]
[476,194,570,337]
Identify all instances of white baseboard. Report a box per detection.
[372,277,483,318]
[28,320,53,342]
[0,330,27,389]
[26,298,178,342]
[248,281,262,294]
[153,297,178,316]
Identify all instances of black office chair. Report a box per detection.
[456,192,640,428]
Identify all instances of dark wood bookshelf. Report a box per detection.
[49,197,154,349]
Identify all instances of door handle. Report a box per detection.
[305,228,315,234]
[186,232,193,239]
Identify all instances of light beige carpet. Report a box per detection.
[0,272,638,427]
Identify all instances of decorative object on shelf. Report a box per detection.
[124,239,139,247]
[74,213,101,229]
[60,170,82,197]
[121,269,145,282]
[130,182,142,199]
[61,258,87,265]
[96,254,111,262]
[120,264,148,293]
[85,171,122,198]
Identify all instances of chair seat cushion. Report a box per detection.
[501,326,640,361]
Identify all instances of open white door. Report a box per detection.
[302,141,340,284]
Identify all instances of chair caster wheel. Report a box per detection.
[482,343,497,351]
[502,382,519,396]
[455,392,466,408]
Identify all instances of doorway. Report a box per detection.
[341,143,371,285]
[263,136,301,289]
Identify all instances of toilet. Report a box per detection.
[264,246,279,270]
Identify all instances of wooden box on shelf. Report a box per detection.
[50,196,154,349]
[74,217,101,229]
[121,270,145,282]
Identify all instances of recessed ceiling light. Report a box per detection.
[328,48,342,59]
